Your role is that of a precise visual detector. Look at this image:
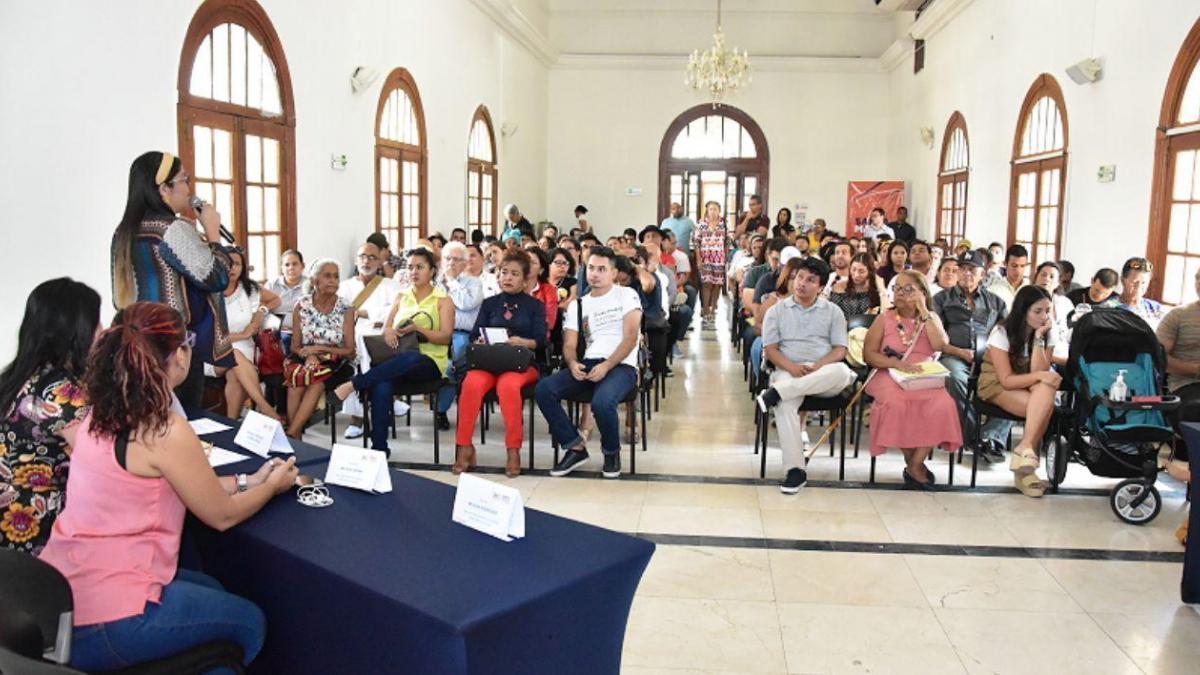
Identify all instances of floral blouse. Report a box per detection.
[0,366,89,554]
[295,294,353,348]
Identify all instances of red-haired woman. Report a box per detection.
[39,302,298,671]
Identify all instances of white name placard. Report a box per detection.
[232,410,293,457]
[451,474,525,542]
[324,444,392,493]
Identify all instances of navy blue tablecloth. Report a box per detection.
[194,464,654,674]
[1179,423,1199,603]
[188,410,329,475]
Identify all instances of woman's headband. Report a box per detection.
[155,152,176,186]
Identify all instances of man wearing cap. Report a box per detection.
[500,204,533,243]
[933,249,1011,464]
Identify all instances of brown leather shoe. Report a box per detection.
[505,448,521,478]
[452,444,476,475]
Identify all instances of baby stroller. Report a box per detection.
[1047,309,1179,524]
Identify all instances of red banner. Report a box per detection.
[846,181,905,237]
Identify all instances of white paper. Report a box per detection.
[232,410,293,457]
[451,474,525,541]
[189,418,232,435]
[205,446,248,468]
[483,327,509,345]
[324,444,392,493]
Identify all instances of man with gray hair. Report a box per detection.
[433,240,484,429]
[501,204,533,243]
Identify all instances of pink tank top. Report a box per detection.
[39,416,187,626]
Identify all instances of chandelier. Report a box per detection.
[684,0,752,106]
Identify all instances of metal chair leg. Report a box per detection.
[527,396,535,471]
[948,447,955,485]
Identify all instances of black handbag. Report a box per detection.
[465,343,535,373]
[362,313,429,364]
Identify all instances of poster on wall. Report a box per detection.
[846,181,905,237]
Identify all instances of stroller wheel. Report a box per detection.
[1045,433,1070,489]
[1109,479,1161,525]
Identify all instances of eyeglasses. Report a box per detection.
[183,331,197,350]
[551,259,569,266]
[1125,259,1153,272]
[169,175,192,187]
[894,285,919,296]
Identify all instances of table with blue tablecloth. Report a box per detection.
[189,409,330,474]
[188,418,654,675]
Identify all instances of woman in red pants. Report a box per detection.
[454,250,548,476]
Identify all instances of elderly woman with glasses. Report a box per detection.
[1118,257,1165,330]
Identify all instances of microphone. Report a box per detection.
[188,196,236,244]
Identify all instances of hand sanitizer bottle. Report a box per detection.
[1109,369,1128,402]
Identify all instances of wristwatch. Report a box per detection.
[237,473,249,493]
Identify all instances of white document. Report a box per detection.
[452,473,525,542]
[232,410,293,457]
[205,446,248,468]
[324,444,393,493]
[483,327,509,345]
[189,418,232,435]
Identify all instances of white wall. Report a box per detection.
[0,0,548,358]
[886,0,1200,282]
[544,64,892,237]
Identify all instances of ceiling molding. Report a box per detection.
[879,38,914,73]
[554,53,884,74]
[909,0,974,41]
[468,0,559,66]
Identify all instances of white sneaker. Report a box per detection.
[393,400,410,416]
[344,424,364,440]
[801,430,810,451]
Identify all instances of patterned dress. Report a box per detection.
[0,366,89,554]
[692,219,729,286]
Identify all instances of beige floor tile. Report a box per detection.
[934,607,1141,674]
[769,550,928,608]
[525,498,642,533]
[638,545,775,601]
[755,486,877,514]
[881,513,1021,547]
[904,554,1083,612]
[760,509,892,543]
[998,515,1183,552]
[527,475,649,504]
[1041,559,1186,614]
[622,597,787,673]
[1089,608,1200,674]
[643,482,762,509]
[776,603,964,674]
[638,504,764,538]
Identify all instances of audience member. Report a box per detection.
[0,278,99,554]
[550,246,578,306]
[750,258,803,380]
[888,206,916,243]
[212,247,283,422]
[829,253,886,317]
[741,238,790,337]
[428,232,447,255]
[526,247,559,339]
[285,259,356,438]
[538,247,642,479]
[542,224,558,241]
[806,218,828,250]
[933,258,959,296]
[501,204,534,242]
[863,271,960,487]
[906,240,936,284]
[574,205,590,233]
[1033,261,1075,359]
[433,241,484,430]
[1117,257,1164,329]
[986,242,1005,278]
[334,249,453,455]
[1157,267,1200,442]
[976,286,1060,497]
[367,232,403,281]
[952,238,973,258]
[468,243,500,298]
[985,244,1030,310]
[338,242,401,439]
[1067,267,1120,311]
[111,151,232,409]
[822,240,855,295]
[694,200,730,329]
[41,301,297,672]
[877,240,910,285]
[755,257,857,494]
[929,243,946,274]
[933,250,1012,464]
[861,207,894,241]
[265,249,307,323]
[661,202,696,254]
[736,194,770,238]
[558,236,580,263]
[774,207,792,233]
[450,227,467,243]
[1058,260,1083,295]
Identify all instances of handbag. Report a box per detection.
[284,355,342,387]
[255,329,286,376]
[362,313,431,364]
[465,343,535,373]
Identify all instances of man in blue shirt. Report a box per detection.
[660,202,696,254]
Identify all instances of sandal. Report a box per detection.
[452,444,477,475]
[1177,517,1189,547]
[1014,472,1047,498]
[1009,447,1040,474]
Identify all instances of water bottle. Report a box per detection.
[1109,369,1128,402]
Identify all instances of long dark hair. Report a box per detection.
[775,207,792,227]
[225,247,260,296]
[113,152,180,308]
[849,253,882,309]
[0,279,102,416]
[1004,285,1053,358]
[526,246,551,283]
[550,247,577,279]
[85,302,187,440]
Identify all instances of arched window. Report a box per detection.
[657,104,769,224]
[177,0,295,283]
[1008,74,1069,271]
[375,68,427,251]
[466,106,498,236]
[1148,18,1200,305]
[936,112,969,247]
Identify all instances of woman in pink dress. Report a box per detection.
[691,200,729,329]
[863,270,962,488]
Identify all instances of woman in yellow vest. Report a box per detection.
[335,248,453,455]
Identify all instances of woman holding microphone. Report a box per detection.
[111,151,233,409]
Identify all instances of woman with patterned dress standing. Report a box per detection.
[692,200,729,329]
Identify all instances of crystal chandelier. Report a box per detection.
[685,0,752,106]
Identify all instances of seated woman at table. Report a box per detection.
[977,285,1061,498]
[334,248,453,456]
[211,246,283,422]
[453,251,547,477]
[0,278,100,554]
[863,271,961,488]
[38,301,299,672]
[284,259,356,438]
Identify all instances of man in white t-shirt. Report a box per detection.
[338,242,401,438]
[537,246,643,479]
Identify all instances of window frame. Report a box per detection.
[466,105,498,237]
[1147,18,1200,303]
[374,67,428,251]
[1007,74,1069,272]
[176,0,297,282]
[936,111,970,247]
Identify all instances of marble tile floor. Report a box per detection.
[297,301,1196,673]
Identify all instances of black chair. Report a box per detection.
[0,549,245,675]
[360,377,448,463]
[478,382,539,470]
[551,380,647,475]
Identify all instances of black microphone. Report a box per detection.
[188,196,236,244]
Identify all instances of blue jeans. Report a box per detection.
[69,569,264,672]
[353,351,442,453]
[684,284,698,312]
[437,330,472,414]
[535,360,637,454]
[750,336,764,380]
[940,355,1015,444]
